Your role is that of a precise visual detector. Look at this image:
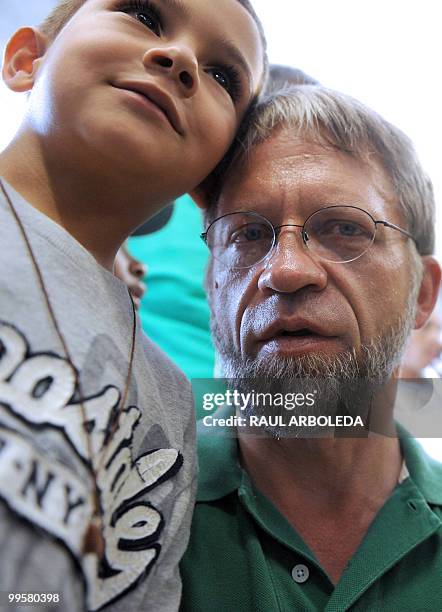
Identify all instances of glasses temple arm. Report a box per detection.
[375,220,415,241]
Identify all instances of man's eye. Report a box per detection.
[337,222,362,236]
[231,224,269,243]
[318,220,366,238]
[121,1,162,36]
[207,66,242,102]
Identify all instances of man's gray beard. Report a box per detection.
[210,284,419,438]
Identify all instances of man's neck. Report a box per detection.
[238,378,402,505]
[238,430,402,507]
[0,130,160,270]
[238,417,402,584]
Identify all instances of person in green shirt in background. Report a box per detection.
[128,194,215,380]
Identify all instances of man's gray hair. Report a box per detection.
[214,85,435,257]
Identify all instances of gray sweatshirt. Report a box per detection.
[0,181,197,611]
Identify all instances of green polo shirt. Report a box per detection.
[180,409,442,611]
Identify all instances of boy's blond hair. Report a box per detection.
[40,0,85,40]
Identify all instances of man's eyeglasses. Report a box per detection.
[201,205,415,269]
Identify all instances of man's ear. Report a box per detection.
[413,256,441,330]
[189,185,208,210]
[2,27,49,93]
[190,175,217,210]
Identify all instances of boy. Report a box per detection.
[0,0,266,610]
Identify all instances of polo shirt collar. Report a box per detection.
[398,426,442,504]
[196,404,241,501]
[196,406,442,506]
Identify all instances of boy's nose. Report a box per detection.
[143,45,200,98]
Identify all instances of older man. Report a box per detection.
[181,87,442,611]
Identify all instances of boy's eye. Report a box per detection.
[136,10,161,35]
[121,1,162,36]
[210,69,229,90]
[207,66,242,102]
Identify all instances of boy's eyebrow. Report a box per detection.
[161,0,190,20]
[161,0,253,92]
[216,38,253,92]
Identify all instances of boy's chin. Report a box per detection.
[76,117,181,180]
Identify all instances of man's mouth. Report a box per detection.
[266,328,325,347]
[254,319,338,355]
[278,328,320,338]
[258,319,331,342]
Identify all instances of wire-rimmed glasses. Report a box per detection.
[201,205,415,269]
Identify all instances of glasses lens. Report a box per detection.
[206,212,274,269]
[304,206,376,263]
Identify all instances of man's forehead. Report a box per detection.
[219,129,397,214]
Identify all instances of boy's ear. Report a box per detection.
[2,27,49,93]
[413,256,441,330]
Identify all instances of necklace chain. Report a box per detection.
[0,178,137,553]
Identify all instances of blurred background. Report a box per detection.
[1,0,441,458]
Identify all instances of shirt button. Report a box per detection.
[292,564,309,584]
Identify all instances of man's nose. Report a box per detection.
[257,229,327,294]
[143,44,200,97]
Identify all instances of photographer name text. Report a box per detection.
[202,415,364,428]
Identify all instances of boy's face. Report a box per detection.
[19,0,263,201]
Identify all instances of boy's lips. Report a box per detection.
[112,80,184,136]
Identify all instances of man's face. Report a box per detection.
[208,128,418,384]
[26,0,263,201]
[114,244,146,309]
